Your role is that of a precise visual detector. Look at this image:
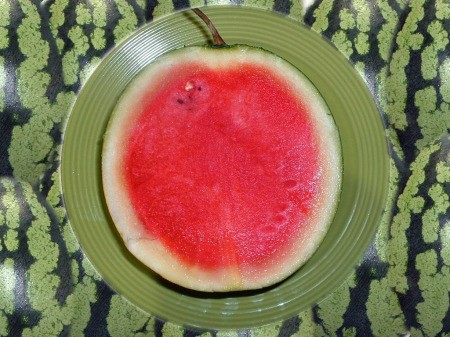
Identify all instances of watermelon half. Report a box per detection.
[102,45,342,292]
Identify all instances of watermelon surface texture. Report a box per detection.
[2,1,450,336]
[102,46,342,291]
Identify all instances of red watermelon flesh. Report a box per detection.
[102,46,341,292]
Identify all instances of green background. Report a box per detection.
[1,0,450,336]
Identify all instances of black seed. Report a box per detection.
[177,98,184,104]
[197,87,202,91]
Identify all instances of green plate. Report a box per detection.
[61,6,389,330]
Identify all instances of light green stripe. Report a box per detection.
[311,0,334,33]
[113,1,138,43]
[366,278,406,336]
[416,250,449,336]
[0,258,16,315]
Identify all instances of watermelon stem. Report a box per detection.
[192,8,227,47]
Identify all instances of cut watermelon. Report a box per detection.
[102,45,341,292]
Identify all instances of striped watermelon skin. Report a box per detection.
[0,0,449,336]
